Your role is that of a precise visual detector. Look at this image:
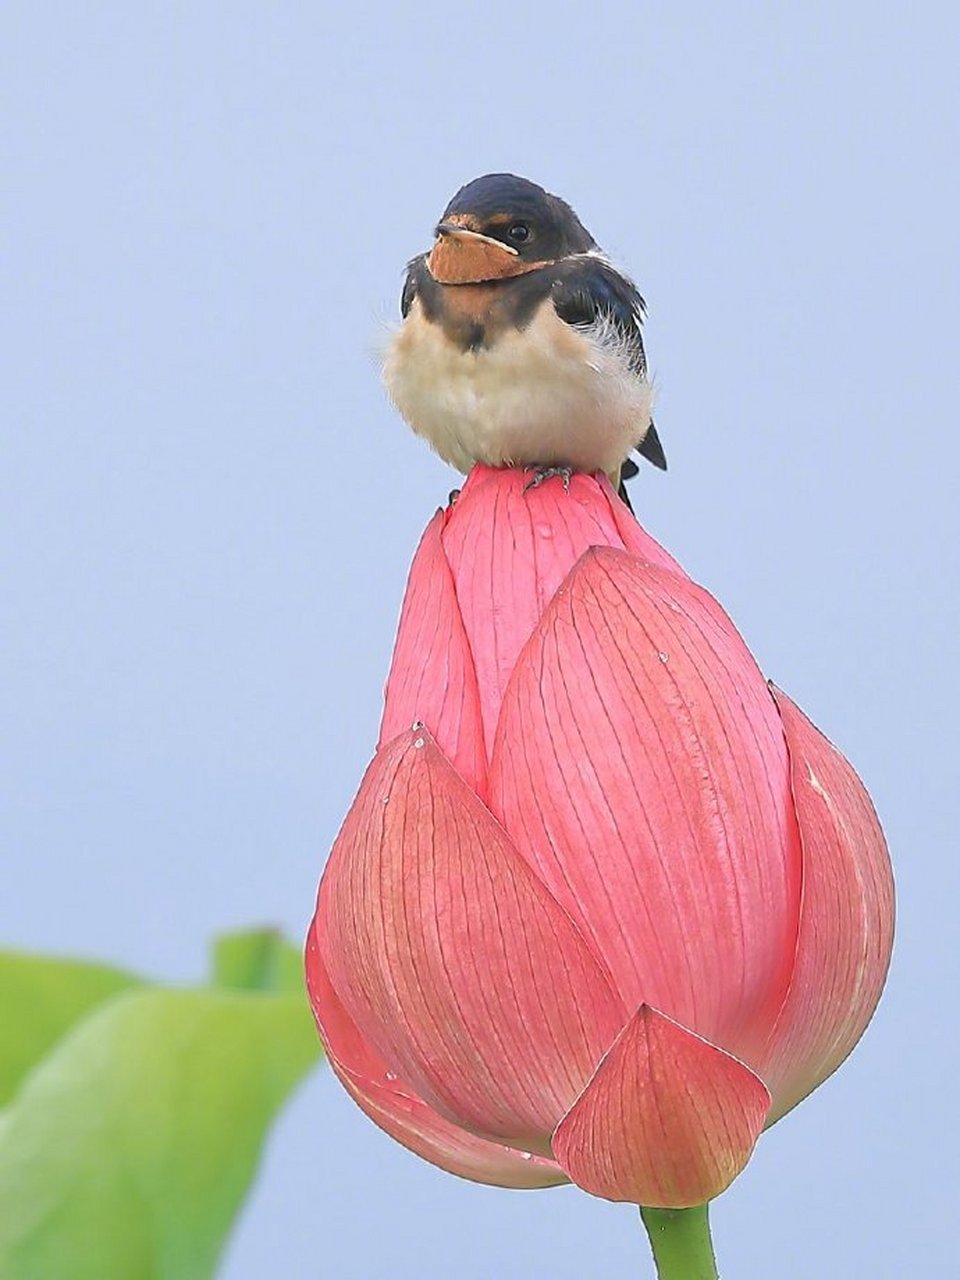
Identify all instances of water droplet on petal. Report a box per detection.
[658,651,669,663]
[413,737,425,749]
[385,1071,398,1082]
[411,720,424,731]
[520,1151,532,1160]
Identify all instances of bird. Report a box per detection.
[381,172,665,509]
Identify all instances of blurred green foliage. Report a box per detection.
[0,930,323,1279]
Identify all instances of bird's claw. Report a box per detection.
[523,465,574,494]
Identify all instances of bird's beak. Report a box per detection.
[434,223,519,255]
[428,221,523,285]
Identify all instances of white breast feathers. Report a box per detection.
[382,300,654,476]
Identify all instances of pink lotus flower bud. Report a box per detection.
[307,466,894,1208]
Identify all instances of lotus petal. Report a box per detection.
[491,547,801,1059]
[316,726,626,1153]
[380,510,487,795]
[440,467,676,756]
[597,473,686,575]
[553,1005,770,1207]
[306,931,567,1188]
[760,687,895,1121]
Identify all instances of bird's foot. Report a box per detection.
[523,465,574,494]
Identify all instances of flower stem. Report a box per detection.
[639,1205,718,1280]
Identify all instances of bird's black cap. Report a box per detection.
[439,173,596,264]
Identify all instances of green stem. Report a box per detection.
[639,1205,718,1280]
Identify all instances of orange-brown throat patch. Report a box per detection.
[427,233,552,285]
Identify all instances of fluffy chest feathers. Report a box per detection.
[382,291,653,476]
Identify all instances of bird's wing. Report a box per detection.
[399,257,424,318]
[551,256,667,472]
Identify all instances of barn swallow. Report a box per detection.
[382,172,665,507]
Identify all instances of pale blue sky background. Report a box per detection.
[3,3,958,1276]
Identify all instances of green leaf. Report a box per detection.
[0,951,143,1106]
[0,984,322,1280]
[210,927,306,995]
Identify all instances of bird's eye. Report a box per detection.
[506,221,530,243]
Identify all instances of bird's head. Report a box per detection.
[426,173,596,285]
